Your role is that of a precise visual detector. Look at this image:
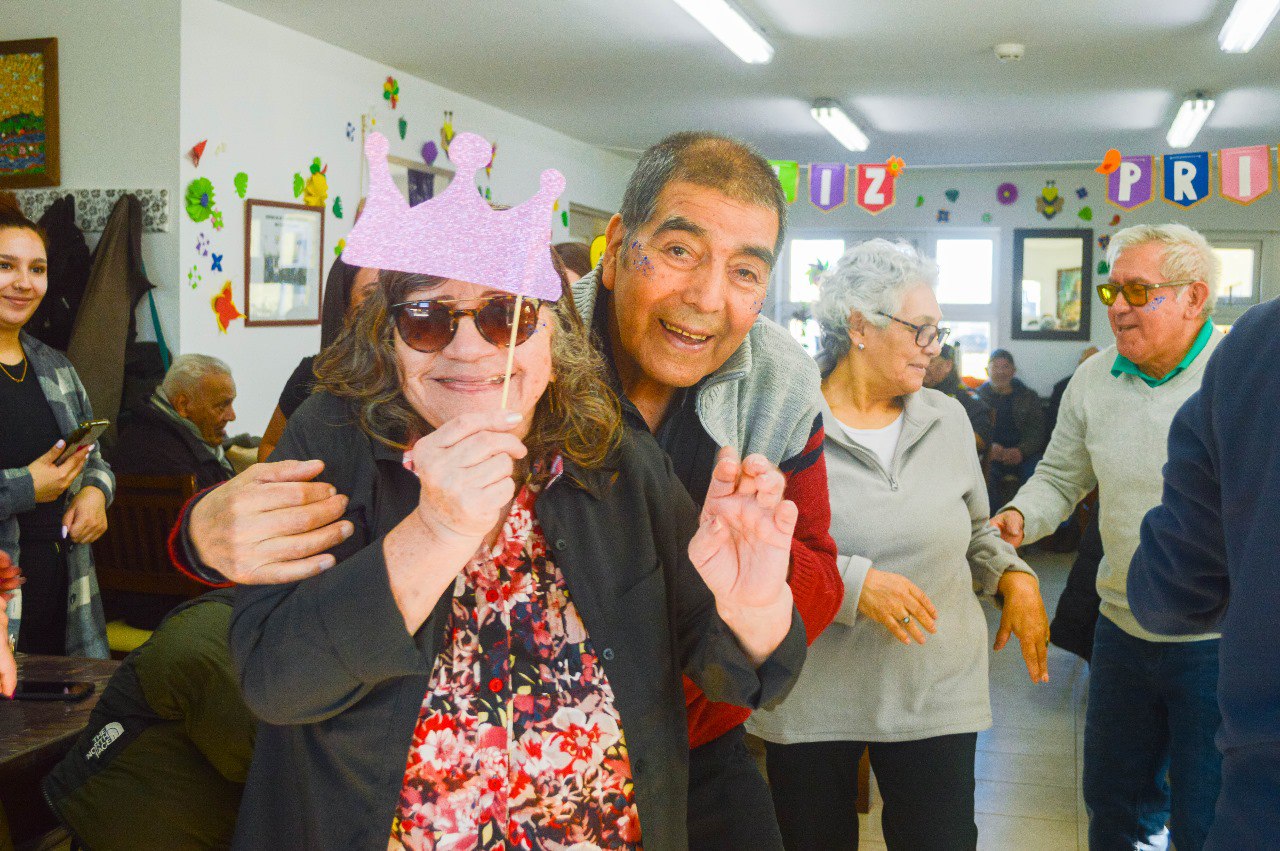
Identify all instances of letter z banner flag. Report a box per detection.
[856,163,897,214]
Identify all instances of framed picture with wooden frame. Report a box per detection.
[0,37,60,189]
[243,198,325,327]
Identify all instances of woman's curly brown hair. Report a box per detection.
[314,257,622,472]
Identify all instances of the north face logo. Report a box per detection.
[86,722,123,759]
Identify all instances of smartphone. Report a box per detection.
[13,679,96,701]
[56,419,110,465]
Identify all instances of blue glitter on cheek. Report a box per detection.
[629,240,654,276]
[1144,295,1167,312]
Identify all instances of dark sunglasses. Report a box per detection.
[391,295,544,353]
[1096,279,1194,307]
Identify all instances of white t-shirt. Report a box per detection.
[836,414,903,471]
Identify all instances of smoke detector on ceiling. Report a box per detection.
[994,42,1025,62]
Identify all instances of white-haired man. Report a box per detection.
[992,224,1224,851]
[113,354,238,491]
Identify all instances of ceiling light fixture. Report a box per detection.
[1166,94,1215,149]
[810,100,869,152]
[1218,0,1280,52]
[669,0,774,64]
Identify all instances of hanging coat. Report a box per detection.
[66,194,155,441]
[30,194,93,351]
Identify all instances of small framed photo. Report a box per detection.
[244,199,325,326]
[0,38,60,189]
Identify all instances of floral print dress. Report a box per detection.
[390,461,642,851]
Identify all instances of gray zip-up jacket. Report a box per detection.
[749,388,1033,743]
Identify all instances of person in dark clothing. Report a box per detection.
[977,349,1046,509]
[553,240,592,282]
[258,259,379,460]
[1050,508,1102,662]
[0,203,113,659]
[43,590,254,849]
[1047,346,1099,435]
[924,343,992,451]
[112,354,237,491]
[1128,296,1280,849]
[28,194,92,352]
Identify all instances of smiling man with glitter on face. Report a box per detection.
[171,131,842,850]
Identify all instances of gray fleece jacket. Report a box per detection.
[748,388,1033,743]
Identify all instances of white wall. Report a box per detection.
[780,162,1280,393]
[178,0,635,433]
[8,0,182,347]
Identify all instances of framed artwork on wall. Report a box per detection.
[244,199,325,327]
[0,37,60,189]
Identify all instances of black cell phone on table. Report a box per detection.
[55,419,110,465]
[13,679,96,701]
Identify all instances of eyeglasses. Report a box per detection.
[1096,279,1195,307]
[391,295,544,353]
[876,311,951,348]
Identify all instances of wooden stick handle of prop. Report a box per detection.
[500,294,524,410]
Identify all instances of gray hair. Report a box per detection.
[815,239,939,364]
[160,353,232,398]
[1106,224,1220,317]
[619,131,788,257]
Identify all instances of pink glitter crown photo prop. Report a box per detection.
[341,131,566,301]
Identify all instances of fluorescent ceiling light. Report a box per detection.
[670,0,774,64]
[1166,96,1215,148]
[810,100,869,152]
[1218,0,1280,52]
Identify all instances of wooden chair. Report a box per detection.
[92,474,206,657]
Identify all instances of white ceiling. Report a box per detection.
[222,0,1280,166]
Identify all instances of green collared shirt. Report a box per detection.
[1111,321,1213,387]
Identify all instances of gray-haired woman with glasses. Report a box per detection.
[748,239,1050,850]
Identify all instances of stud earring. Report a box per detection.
[857,343,866,350]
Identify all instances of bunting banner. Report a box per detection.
[855,162,897,214]
[769,160,800,204]
[1106,155,1156,210]
[809,162,849,212]
[1163,152,1211,208]
[1219,145,1272,205]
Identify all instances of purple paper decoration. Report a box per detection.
[1107,156,1155,210]
[809,163,849,212]
[997,183,1018,205]
[421,141,438,165]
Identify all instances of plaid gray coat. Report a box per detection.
[1,332,113,658]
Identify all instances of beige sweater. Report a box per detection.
[748,388,1032,744]
[1007,331,1223,642]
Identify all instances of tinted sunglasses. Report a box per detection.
[1096,279,1194,307]
[391,295,544,353]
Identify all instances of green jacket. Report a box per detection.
[43,591,254,850]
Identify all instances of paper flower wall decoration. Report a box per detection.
[234,172,249,198]
[187,140,207,167]
[333,196,344,219]
[185,177,216,222]
[303,157,329,208]
[398,116,408,140]
[440,110,455,155]
[807,260,829,285]
[383,76,400,109]
[996,183,1018,205]
[211,211,224,231]
[1036,181,1064,220]
[886,156,906,176]
[211,281,244,333]
[334,237,346,257]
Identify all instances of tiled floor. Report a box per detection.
[858,550,1093,850]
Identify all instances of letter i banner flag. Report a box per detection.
[810,163,850,212]
[1163,152,1211,208]
[770,160,800,204]
[856,162,897,214]
[1219,145,1273,205]
[1107,155,1155,210]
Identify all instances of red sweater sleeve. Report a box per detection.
[685,415,842,748]
[166,486,233,587]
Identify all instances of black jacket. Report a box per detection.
[976,378,1047,458]
[30,194,92,352]
[110,403,232,491]
[229,393,806,850]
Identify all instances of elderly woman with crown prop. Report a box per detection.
[227,131,806,850]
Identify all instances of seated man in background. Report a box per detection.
[924,342,992,452]
[43,590,254,849]
[112,354,239,490]
[977,348,1046,507]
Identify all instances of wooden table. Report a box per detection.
[0,655,120,849]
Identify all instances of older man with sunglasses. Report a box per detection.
[991,224,1224,851]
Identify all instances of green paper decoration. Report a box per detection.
[981,212,992,223]
[292,173,304,197]
[185,177,216,223]
[945,189,959,203]
[560,210,569,228]
[334,237,346,257]
[233,172,249,198]
[915,195,924,207]
[1078,206,1093,221]
[398,116,407,140]
[333,197,344,219]
[1097,260,1110,275]
[211,210,224,230]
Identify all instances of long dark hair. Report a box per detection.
[0,195,48,250]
